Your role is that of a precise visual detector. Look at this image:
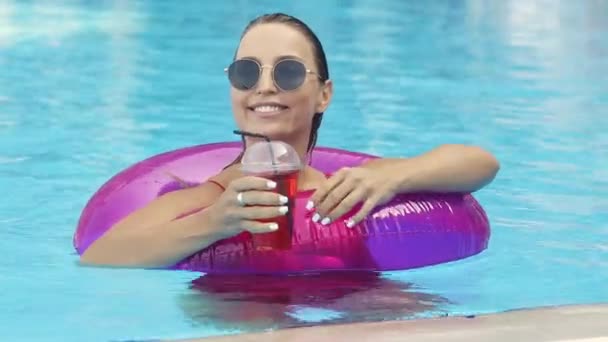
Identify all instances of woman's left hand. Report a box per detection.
[307,165,399,228]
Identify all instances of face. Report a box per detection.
[229,23,332,142]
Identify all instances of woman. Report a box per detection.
[80,13,499,268]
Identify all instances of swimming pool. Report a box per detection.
[1,1,607,341]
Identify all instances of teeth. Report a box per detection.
[253,105,284,113]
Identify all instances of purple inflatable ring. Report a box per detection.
[73,142,490,275]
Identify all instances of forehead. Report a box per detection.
[236,23,316,64]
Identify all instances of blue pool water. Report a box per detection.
[1,1,607,341]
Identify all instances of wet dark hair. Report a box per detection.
[226,13,329,168]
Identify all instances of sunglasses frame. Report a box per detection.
[224,58,323,92]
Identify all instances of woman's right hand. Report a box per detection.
[207,176,289,238]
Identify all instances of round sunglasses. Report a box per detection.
[225,58,323,92]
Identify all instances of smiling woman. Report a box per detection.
[228,21,332,146]
[78,12,499,269]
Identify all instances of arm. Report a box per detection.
[362,144,500,194]
[80,174,289,269]
[308,144,499,227]
[79,183,226,268]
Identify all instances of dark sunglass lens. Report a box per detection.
[274,60,307,91]
[228,60,260,90]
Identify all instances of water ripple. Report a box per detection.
[1,1,608,341]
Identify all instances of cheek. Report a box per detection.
[230,89,245,107]
[292,101,318,132]
[230,90,248,126]
[287,94,315,123]
[230,90,251,119]
[290,88,320,114]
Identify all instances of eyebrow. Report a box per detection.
[238,54,305,63]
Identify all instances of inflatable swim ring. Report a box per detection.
[73,142,490,275]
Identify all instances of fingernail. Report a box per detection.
[306,200,314,211]
[312,213,320,223]
[279,195,288,204]
[279,206,289,214]
[321,217,331,225]
[346,219,355,228]
[268,223,279,231]
[267,181,276,189]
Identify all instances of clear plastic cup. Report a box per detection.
[241,140,302,250]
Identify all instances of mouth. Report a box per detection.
[247,102,289,117]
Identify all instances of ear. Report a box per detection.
[315,79,333,113]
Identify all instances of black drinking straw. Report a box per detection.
[233,130,278,174]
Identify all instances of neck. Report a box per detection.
[283,135,311,166]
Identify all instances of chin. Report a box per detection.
[242,122,295,140]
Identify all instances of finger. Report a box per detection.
[240,220,281,234]
[320,187,367,225]
[344,195,381,228]
[233,190,289,207]
[238,205,289,220]
[308,168,349,210]
[230,176,278,192]
[313,179,356,220]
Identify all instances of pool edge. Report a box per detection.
[169,303,608,342]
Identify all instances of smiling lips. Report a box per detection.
[248,102,289,117]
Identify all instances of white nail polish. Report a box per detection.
[268,223,278,231]
[279,195,288,204]
[267,181,277,189]
[279,206,289,214]
[306,200,314,211]
[312,213,320,223]
[346,219,355,228]
[321,217,331,225]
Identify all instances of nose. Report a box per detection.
[256,65,277,94]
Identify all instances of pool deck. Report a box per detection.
[174,303,608,342]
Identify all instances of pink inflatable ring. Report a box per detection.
[73,142,491,275]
